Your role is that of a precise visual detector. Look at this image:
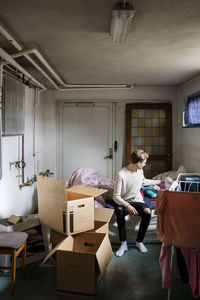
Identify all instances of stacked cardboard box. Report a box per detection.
[37,176,114,298]
[50,207,114,247]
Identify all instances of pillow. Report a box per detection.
[152,165,187,181]
[176,165,187,176]
[152,170,177,180]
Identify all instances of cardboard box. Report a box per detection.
[43,232,113,298]
[37,176,107,236]
[50,208,114,247]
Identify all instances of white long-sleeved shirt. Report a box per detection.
[113,167,161,207]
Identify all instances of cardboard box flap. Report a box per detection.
[67,185,107,197]
[37,175,66,202]
[94,208,114,223]
[42,236,74,264]
[95,234,113,277]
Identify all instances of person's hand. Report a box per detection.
[126,205,138,215]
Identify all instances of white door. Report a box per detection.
[56,102,114,179]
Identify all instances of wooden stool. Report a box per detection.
[0,231,28,296]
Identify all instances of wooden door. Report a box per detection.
[126,103,172,178]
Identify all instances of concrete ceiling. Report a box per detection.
[1,0,200,87]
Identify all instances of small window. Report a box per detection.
[183,96,200,127]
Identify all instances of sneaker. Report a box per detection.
[116,241,128,257]
[136,242,147,253]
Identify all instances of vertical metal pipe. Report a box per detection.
[21,134,25,184]
[33,88,37,157]
[0,64,3,87]
[20,134,32,187]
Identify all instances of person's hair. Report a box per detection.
[131,149,149,164]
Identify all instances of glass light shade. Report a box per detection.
[111,8,134,44]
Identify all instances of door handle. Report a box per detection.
[104,148,113,159]
[104,154,113,159]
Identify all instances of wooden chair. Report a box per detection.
[0,231,28,296]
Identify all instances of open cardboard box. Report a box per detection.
[43,232,113,298]
[91,207,114,234]
[50,208,114,246]
[37,176,107,235]
[50,207,114,246]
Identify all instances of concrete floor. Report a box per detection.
[0,243,197,300]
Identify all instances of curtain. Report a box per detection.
[184,96,200,126]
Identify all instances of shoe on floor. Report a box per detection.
[136,242,148,253]
[116,241,128,257]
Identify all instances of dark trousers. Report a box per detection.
[176,247,189,284]
[113,201,151,243]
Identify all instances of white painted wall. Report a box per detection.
[0,83,182,218]
[176,77,200,172]
[0,87,44,218]
[1,72,199,219]
[42,86,178,179]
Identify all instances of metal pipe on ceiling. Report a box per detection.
[58,86,133,91]
[11,52,59,89]
[0,24,22,51]
[60,84,133,88]
[11,49,64,87]
[0,26,61,88]
[0,48,46,91]
[0,25,133,90]
[11,49,133,89]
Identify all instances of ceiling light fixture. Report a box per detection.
[110,0,135,44]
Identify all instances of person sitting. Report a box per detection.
[113,149,162,257]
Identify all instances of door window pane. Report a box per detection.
[130,108,166,154]
[127,104,172,178]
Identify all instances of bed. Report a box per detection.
[66,166,187,244]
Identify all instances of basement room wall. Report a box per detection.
[42,86,178,179]
[176,76,200,172]
[0,86,44,219]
